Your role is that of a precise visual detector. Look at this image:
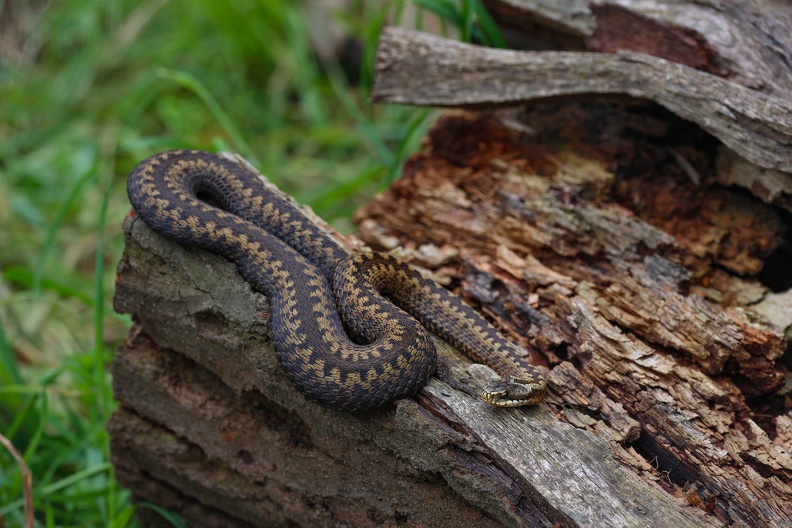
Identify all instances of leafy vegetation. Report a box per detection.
[0,0,501,525]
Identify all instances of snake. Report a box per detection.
[127,150,546,412]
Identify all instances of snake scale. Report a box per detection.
[127,150,546,412]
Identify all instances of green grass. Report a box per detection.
[0,0,501,526]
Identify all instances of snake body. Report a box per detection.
[127,150,546,412]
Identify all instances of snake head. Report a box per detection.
[482,376,547,407]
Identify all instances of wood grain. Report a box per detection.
[355,112,791,527]
[111,153,718,527]
[373,27,792,210]
[482,0,792,100]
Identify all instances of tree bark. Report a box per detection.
[373,27,792,213]
[474,0,792,215]
[110,118,791,527]
[352,108,791,527]
[482,0,792,101]
[113,149,749,528]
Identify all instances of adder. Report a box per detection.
[127,150,547,412]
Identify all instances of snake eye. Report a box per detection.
[482,377,546,407]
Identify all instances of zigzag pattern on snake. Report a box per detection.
[127,150,546,412]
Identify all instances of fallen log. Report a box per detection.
[110,147,747,527]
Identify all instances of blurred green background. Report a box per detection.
[0,0,503,525]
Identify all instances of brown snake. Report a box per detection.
[127,150,546,412]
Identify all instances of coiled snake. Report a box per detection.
[127,150,546,412]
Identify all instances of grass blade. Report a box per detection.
[387,108,435,183]
[31,147,97,293]
[137,502,187,528]
[0,317,21,386]
[0,432,34,528]
[472,0,506,47]
[157,68,258,165]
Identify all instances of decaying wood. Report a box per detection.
[373,27,792,212]
[354,111,791,527]
[480,0,792,215]
[110,5,792,525]
[482,0,792,101]
[111,152,729,528]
